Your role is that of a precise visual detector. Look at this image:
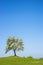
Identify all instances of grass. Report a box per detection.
[0,56,43,65]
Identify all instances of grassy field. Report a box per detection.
[0,56,43,65]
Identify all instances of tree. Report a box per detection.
[5,36,24,56]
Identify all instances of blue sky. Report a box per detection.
[0,0,43,58]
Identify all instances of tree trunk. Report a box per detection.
[13,49,16,56]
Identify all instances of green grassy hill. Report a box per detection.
[0,56,43,65]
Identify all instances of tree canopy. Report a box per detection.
[5,36,24,56]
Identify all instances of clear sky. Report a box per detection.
[0,0,43,58]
